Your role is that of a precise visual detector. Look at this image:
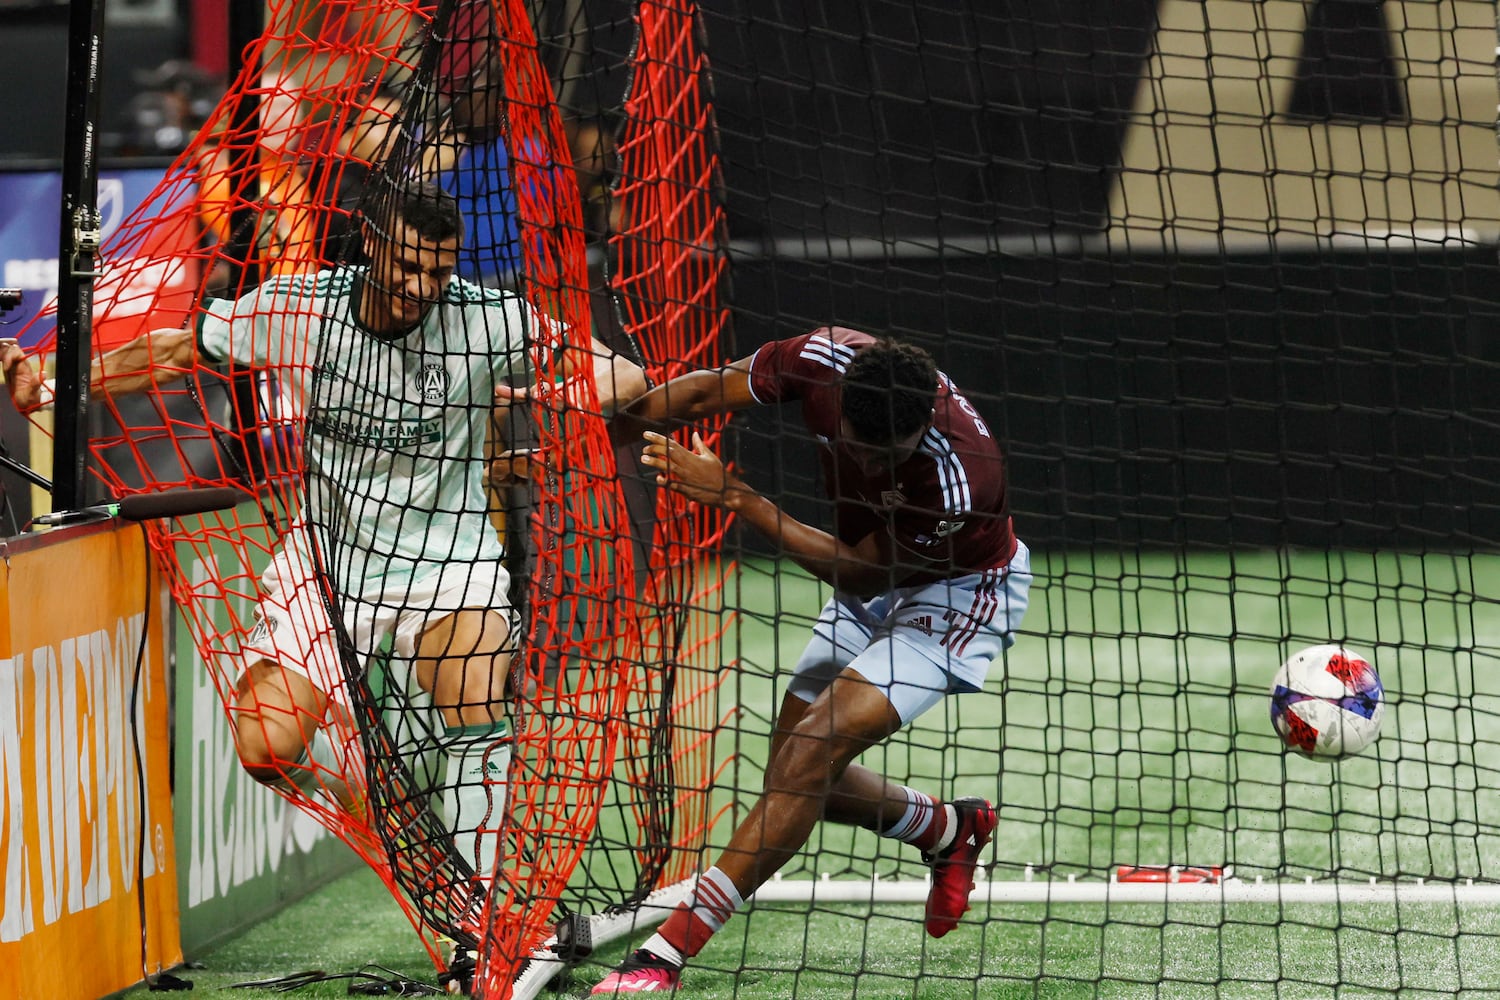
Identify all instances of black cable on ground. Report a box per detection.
[130,524,194,992]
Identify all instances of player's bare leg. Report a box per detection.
[717,669,904,887]
[770,683,996,938]
[414,608,514,879]
[768,691,913,828]
[773,689,996,935]
[233,660,363,815]
[593,669,903,994]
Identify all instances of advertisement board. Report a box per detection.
[0,522,181,999]
[0,167,200,351]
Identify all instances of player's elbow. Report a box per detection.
[831,563,892,600]
[605,358,650,414]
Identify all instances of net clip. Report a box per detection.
[551,912,594,962]
[70,206,103,278]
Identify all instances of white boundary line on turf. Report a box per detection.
[750,874,1500,906]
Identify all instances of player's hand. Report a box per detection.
[496,377,592,412]
[0,339,44,412]
[496,371,620,418]
[488,448,545,486]
[641,430,741,507]
[494,382,533,405]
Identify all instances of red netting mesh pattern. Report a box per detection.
[608,0,736,889]
[12,0,733,991]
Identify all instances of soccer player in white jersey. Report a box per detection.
[591,328,1031,994]
[0,182,645,927]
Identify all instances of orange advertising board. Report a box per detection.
[0,523,182,999]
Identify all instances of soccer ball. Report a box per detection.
[1269,644,1385,761]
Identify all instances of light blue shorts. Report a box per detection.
[786,540,1032,724]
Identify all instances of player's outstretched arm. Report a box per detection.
[93,327,200,399]
[642,429,895,596]
[0,327,197,413]
[492,337,648,416]
[614,358,758,439]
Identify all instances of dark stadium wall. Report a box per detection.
[688,0,1499,552]
[0,2,186,165]
[0,5,71,163]
[727,247,1500,552]
[697,0,1162,242]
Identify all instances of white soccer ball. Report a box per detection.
[1269,644,1385,761]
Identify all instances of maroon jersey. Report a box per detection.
[747,327,1017,584]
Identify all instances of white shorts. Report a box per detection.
[787,540,1032,724]
[241,538,515,707]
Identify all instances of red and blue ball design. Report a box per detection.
[1270,644,1385,761]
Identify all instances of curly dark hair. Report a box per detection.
[840,338,938,445]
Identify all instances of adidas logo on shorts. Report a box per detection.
[900,615,934,636]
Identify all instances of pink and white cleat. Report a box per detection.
[591,949,683,995]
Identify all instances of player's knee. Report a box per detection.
[234,715,305,787]
[420,612,514,723]
[767,717,862,794]
[440,652,512,725]
[237,740,295,788]
[240,759,291,789]
[450,682,508,726]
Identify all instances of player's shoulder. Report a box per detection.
[748,326,874,403]
[761,326,876,372]
[790,326,877,362]
[441,277,535,354]
[933,373,993,437]
[445,275,521,308]
[260,266,356,302]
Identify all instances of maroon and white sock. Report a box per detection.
[641,866,745,963]
[881,785,957,853]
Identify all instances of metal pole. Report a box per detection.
[52,0,107,513]
[224,1,265,483]
[225,0,263,292]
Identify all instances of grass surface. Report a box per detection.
[119,868,1500,999]
[124,549,1500,998]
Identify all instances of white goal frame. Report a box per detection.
[753,868,1500,906]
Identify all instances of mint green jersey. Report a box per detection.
[197,266,535,602]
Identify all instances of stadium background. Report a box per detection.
[0,1,1496,998]
[4,1,1495,544]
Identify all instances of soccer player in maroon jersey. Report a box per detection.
[592,327,1034,994]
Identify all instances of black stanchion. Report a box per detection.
[53,0,107,514]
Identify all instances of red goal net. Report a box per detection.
[10,1,732,995]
